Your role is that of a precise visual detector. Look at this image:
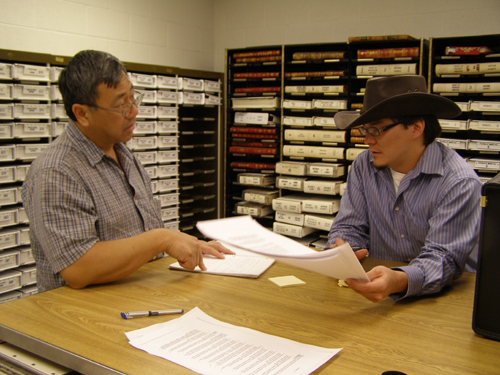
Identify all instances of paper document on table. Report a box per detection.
[196,215,369,282]
[126,307,341,375]
[169,244,275,278]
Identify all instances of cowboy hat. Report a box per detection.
[334,75,461,129]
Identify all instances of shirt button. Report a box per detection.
[395,207,399,211]
[134,198,138,205]
[400,234,405,238]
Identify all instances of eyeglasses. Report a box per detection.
[91,90,144,117]
[357,121,403,137]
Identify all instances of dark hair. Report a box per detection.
[58,50,127,121]
[396,115,442,146]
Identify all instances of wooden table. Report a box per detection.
[0,256,498,375]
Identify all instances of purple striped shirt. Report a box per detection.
[327,141,481,299]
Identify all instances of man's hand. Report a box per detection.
[345,266,408,303]
[331,238,369,260]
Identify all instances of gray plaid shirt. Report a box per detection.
[21,120,164,292]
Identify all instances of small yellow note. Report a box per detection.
[268,275,306,287]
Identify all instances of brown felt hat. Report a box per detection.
[334,75,461,129]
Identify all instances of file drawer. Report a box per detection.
[0,270,22,294]
[0,250,20,271]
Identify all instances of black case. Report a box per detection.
[472,172,500,341]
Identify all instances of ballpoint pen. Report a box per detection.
[121,309,184,319]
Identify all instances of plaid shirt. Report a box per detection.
[21,120,164,292]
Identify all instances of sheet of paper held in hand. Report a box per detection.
[126,307,341,375]
[196,215,370,282]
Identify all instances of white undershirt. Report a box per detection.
[390,168,406,194]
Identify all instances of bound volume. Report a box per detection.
[357,47,419,59]
[292,51,345,61]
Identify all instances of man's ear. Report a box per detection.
[412,118,425,139]
[72,104,91,127]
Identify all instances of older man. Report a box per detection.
[22,50,231,292]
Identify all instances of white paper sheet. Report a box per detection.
[126,307,341,375]
[196,215,370,282]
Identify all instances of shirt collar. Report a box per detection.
[369,141,444,178]
[66,119,133,167]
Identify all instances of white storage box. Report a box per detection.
[0,104,14,120]
[275,211,305,226]
[304,213,335,231]
[438,119,469,131]
[313,116,337,127]
[0,63,12,80]
[157,164,178,178]
[157,76,180,90]
[50,66,64,82]
[150,180,158,194]
[180,78,204,91]
[304,180,342,195]
[14,123,51,138]
[18,246,35,265]
[163,220,180,230]
[128,73,157,88]
[20,285,38,297]
[283,116,313,126]
[0,84,12,100]
[12,64,50,81]
[134,121,157,135]
[15,165,30,182]
[12,84,50,100]
[19,227,30,245]
[18,265,36,286]
[469,120,500,132]
[236,201,273,217]
[161,207,179,221]
[51,104,69,119]
[157,149,179,163]
[204,80,221,92]
[15,143,49,161]
[182,92,205,105]
[0,208,18,227]
[158,178,179,192]
[51,121,69,137]
[157,90,180,104]
[0,187,18,206]
[276,176,306,191]
[157,121,178,134]
[157,193,179,207]
[467,158,500,172]
[0,250,20,271]
[158,135,178,148]
[13,104,51,119]
[468,139,500,151]
[283,99,312,109]
[0,123,14,139]
[134,151,157,165]
[17,208,28,224]
[0,166,16,184]
[346,147,368,161]
[137,105,157,119]
[0,145,15,162]
[205,94,222,105]
[0,228,20,250]
[157,106,178,119]
[307,162,345,177]
[303,196,341,215]
[0,290,22,304]
[136,89,157,103]
[144,165,158,180]
[127,136,157,150]
[273,221,318,238]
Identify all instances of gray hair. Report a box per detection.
[58,50,127,121]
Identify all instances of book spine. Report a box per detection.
[350,136,366,144]
[234,56,282,63]
[292,51,345,60]
[231,141,276,148]
[230,162,275,170]
[350,128,363,137]
[350,103,363,109]
[445,46,492,56]
[479,62,500,74]
[234,87,281,93]
[348,35,414,42]
[356,63,417,76]
[357,47,419,59]
[435,63,480,75]
[230,147,277,155]
[231,133,280,140]
[230,127,277,134]
[433,82,500,93]
[285,85,345,93]
[234,72,280,78]
[233,50,281,58]
[284,71,345,78]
